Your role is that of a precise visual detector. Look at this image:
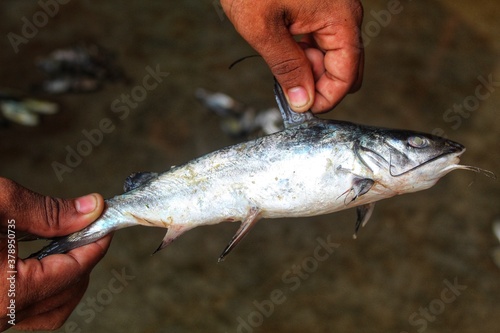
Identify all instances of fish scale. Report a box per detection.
[30,80,494,261]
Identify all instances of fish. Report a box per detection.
[34,43,128,94]
[0,89,58,127]
[30,80,494,261]
[196,87,283,138]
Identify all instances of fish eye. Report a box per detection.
[408,136,429,148]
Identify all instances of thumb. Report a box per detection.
[222,0,314,112]
[260,35,315,112]
[0,178,105,238]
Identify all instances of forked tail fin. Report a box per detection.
[28,218,116,260]
[29,204,135,260]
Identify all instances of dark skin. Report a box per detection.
[221,0,364,113]
[0,178,112,331]
[0,0,364,330]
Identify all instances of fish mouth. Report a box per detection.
[356,139,494,179]
[388,142,465,177]
[432,147,496,179]
[440,160,496,179]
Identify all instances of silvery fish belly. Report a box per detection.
[31,81,494,261]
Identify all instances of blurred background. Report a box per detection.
[0,0,499,332]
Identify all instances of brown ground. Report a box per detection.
[0,0,499,332]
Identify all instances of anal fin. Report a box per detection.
[218,207,261,262]
[353,203,375,239]
[153,225,194,254]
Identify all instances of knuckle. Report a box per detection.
[43,196,62,230]
[270,58,306,85]
[271,58,300,75]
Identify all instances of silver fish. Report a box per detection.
[0,89,58,127]
[196,87,283,137]
[35,43,128,94]
[31,81,494,260]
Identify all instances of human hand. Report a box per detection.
[221,0,364,113]
[0,178,111,331]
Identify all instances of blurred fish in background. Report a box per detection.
[0,43,128,127]
[196,88,282,138]
[0,88,58,127]
[34,43,128,94]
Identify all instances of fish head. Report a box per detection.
[355,129,481,194]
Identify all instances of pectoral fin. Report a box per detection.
[218,207,261,262]
[353,203,375,239]
[342,177,375,204]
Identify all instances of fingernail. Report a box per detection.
[287,86,309,109]
[75,194,98,214]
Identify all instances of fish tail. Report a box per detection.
[27,219,113,260]
[28,206,133,260]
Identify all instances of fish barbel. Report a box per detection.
[31,81,494,260]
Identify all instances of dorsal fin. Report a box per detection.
[124,172,159,192]
[273,79,316,129]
